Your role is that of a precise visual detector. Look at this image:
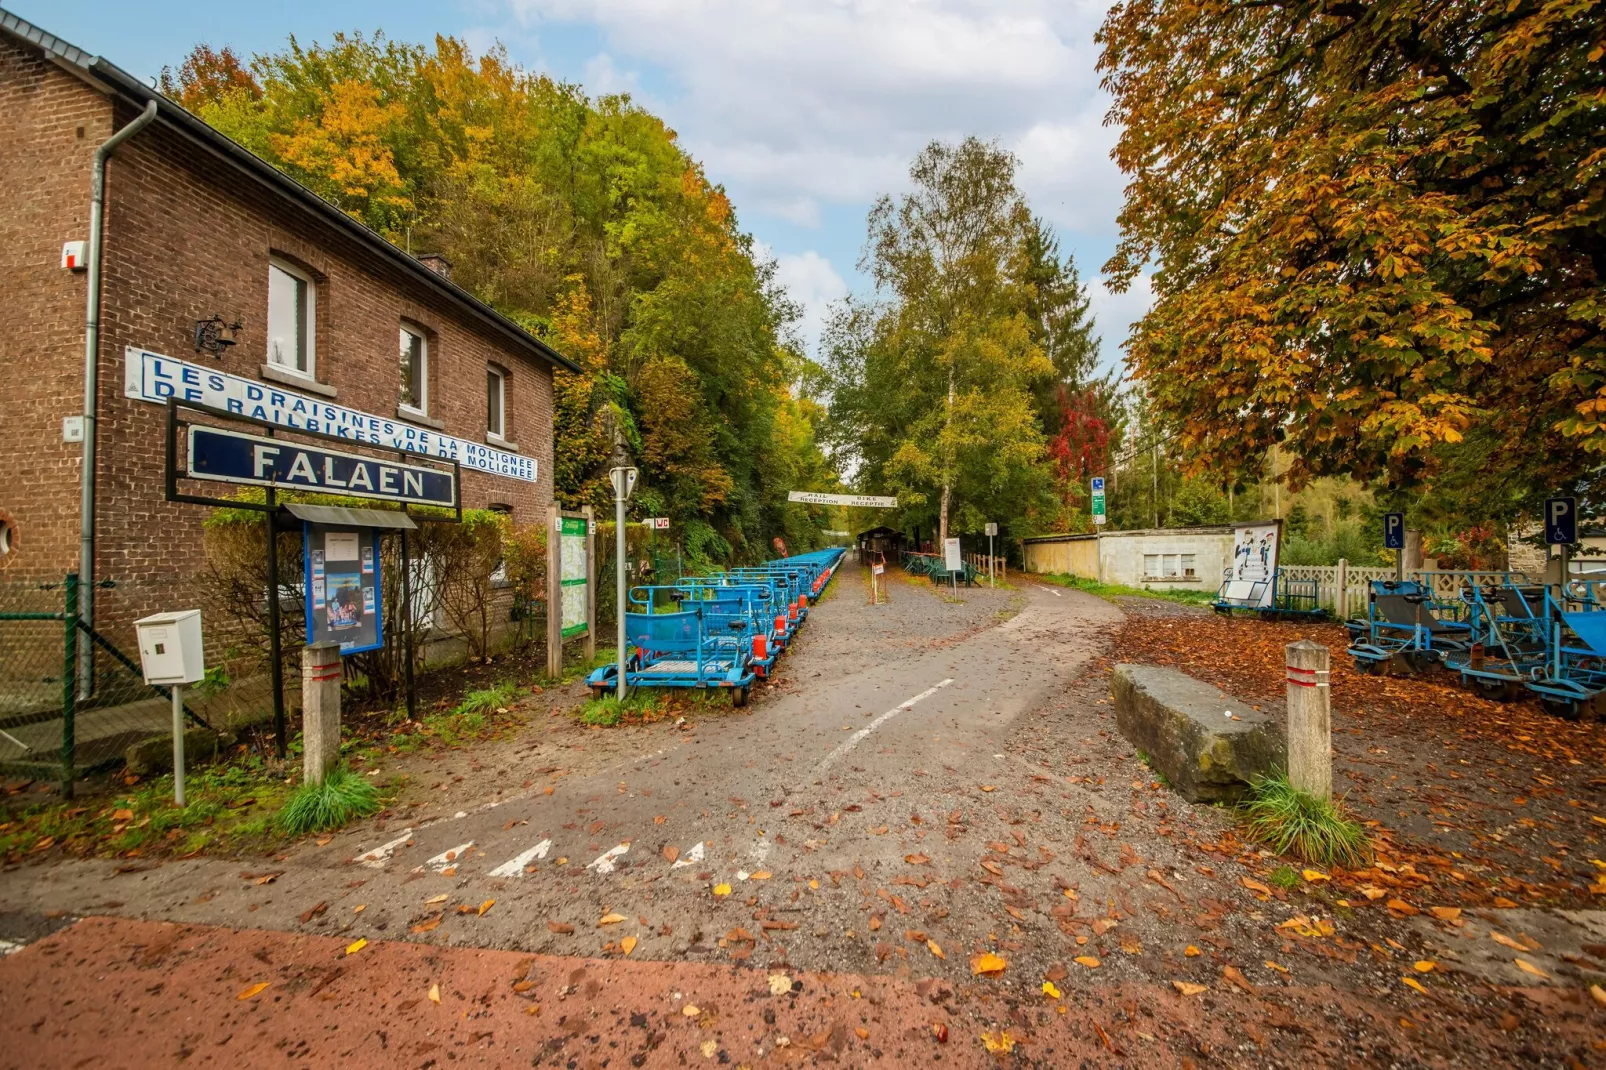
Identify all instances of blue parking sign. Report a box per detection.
[1091,477,1105,493]
[1383,512,1405,550]
[1544,497,1577,545]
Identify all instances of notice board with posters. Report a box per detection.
[304,523,383,654]
[559,515,589,639]
[1222,521,1281,609]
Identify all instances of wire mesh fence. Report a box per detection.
[0,574,206,793]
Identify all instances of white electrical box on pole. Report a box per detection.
[610,466,638,700]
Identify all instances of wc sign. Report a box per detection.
[1545,496,1577,545]
[1383,512,1405,550]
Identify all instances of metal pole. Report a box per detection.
[266,497,285,757]
[62,573,78,799]
[989,533,995,587]
[401,528,416,722]
[616,491,628,700]
[79,100,159,702]
[171,684,186,807]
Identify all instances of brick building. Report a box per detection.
[0,11,576,642]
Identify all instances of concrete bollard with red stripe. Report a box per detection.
[302,641,343,786]
[1284,639,1332,801]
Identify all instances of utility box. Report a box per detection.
[134,610,205,685]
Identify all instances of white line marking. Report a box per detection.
[586,843,629,874]
[427,842,476,870]
[818,679,955,774]
[671,841,705,869]
[488,839,552,878]
[357,829,415,868]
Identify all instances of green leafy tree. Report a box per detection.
[824,138,1088,543]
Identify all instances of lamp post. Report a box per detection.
[609,466,638,699]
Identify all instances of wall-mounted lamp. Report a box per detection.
[194,315,243,357]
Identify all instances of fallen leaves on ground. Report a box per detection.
[980,1031,1014,1054]
[236,982,270,1000]
[411,916,442,933]
[598,913,627,926]
[712,883,732,897]
[620,936,637,955]
[1173,981,1207,996]
[1074,955,1101,969]
[1042,981,1062,999]
[345,938,367,955]
[970,952,1007,976]
[428,983,440,1003]
[1514,958,1549,979]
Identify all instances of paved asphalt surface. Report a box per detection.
[3,559,1603,1067]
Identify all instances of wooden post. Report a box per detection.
[1335,558,1349,620]
[301,641,343,785]
[546,503,562,679]
[1285,640,1332,801]
[583,505,596,663]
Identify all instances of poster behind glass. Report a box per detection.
[304,524,384,654]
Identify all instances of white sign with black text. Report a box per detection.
[125,347,538,483]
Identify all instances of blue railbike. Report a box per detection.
[586,547,846,703]
[1344,578,1471,673]
[1525,581,1606,721]
[1214,568,1328,622]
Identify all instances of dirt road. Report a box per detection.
[1,559,1601,1066]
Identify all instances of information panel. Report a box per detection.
[1223,521,1281,609]
[559,515,589,639]
[303,523,383,654]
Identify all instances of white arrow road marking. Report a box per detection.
[586,843,629,874]
[357,829,414,868]
[427,842,476,871]
[670,841,705,869]
[488,839,552,878]
[818,679,954,774]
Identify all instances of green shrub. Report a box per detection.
[577,690,663,726]
[1240,771,1371,868]
[277,767,382,835]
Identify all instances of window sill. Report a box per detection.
[397,404,444,430]
[1140,577,1201,584]
[260,363,337,398]
[486,432,519,452]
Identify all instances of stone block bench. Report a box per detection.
[1111,664,1286,802]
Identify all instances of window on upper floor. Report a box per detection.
[267,259,315,376]
[399,324,428,414]
[487,365,507,439]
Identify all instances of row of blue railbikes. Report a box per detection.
[1215,566,1606,721]
[586,547,847,708]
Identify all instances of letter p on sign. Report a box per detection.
[1545,496,1576,545]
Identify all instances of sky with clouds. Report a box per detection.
[13,0,1151,370]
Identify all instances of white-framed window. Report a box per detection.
[1181,553,1197,578]
[1143,554,1159,577]
[399,324,428,414]
[267,258,315,376]
[486,365,506,438]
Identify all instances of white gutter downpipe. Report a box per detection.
[79,99,158,693]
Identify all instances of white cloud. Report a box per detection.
[507,1,1127,242]
[1087,272,1153,378]
[768,248,849,355]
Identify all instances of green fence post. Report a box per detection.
[62,572,78,799]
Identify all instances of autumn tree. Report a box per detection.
[165,34,834,562]
[1098,0,1606,519]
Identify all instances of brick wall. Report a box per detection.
[1,38,558,647]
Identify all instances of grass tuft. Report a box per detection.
[455,680,516,716]
[577,690,664,726]
[1240,771,1372,869]
[277,766,382,836]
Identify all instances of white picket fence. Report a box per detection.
[1276,563,1539,619]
